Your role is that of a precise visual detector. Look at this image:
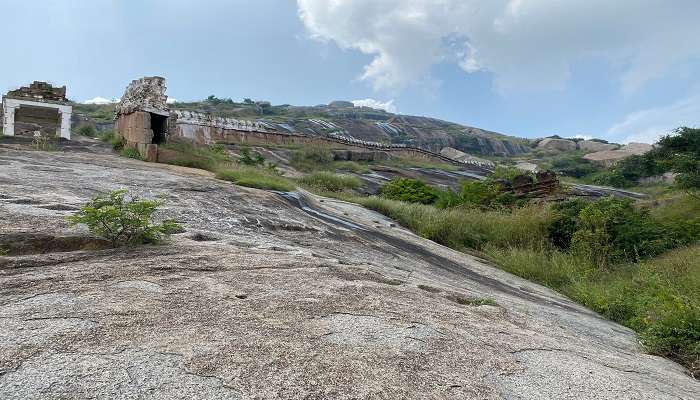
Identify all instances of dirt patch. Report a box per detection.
[417,284,442,293]
[0,233,112,256]
[446,294,498,307]
[189,232,220,242]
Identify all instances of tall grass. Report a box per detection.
[159,141,230,172]
[340,193,699,375]
[216,167,295,192]
[297,171,362,192]
[351,196,551,250]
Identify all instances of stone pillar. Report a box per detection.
[59,106,72,140]
[2,102,16,136]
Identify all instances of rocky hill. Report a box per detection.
[73,100,533,157]
[1,143,698,398]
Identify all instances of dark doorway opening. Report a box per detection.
[150,113,168,145]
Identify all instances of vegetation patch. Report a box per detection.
[68,189,181,247]
[446,294,498,306]
[120,147,143,160]
[216,166,295,192]
[297,172,362,192]
[159,141,231,172]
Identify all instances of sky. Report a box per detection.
[2,0,700,144]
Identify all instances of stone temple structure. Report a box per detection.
[114,76,171,161]
[2,81,72,139]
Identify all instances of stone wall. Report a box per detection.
[169,119,493,173]
[114,112,158,161]
[7,81,66,102]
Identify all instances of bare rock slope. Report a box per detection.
[0,147,697,399]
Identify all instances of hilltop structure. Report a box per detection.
[113,76,494,172]
[1,81,72,139]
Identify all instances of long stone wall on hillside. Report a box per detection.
[169,111,494,173]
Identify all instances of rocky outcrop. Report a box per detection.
[537,138,578,152]
[1,148,697,399]
[583,142,654,167]
[440,147,495,169]
[579,140,619,152]
[515,161,539,173]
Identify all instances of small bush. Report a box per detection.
[238,148,265,166]
[298,172,362,192]
[571,198,679,266]
[379,178,438,204]
[548,199,588,249]
[68,189,181,247]
[120,147,143,160]
[76,125,97,137]
[216,166,295,191]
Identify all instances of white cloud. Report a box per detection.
[574,134,593,140]
[352,98,397,113]
[297,0,700,93]
[608,94,700,144]
[84,96,118,105]
[166,98,178,104]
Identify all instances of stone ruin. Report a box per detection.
[499,170,560,198]
[2,81,72,139]
[114,77,170,161]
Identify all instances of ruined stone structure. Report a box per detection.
[114,76,494,173]
[500,171,560,198]
[2,81,72,139]
[113,77,170,161]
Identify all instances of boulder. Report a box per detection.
[583,142,654,167]
[537,138,577,152]
[515,161,539,173]
[440,147,495,168]
[622,142,654,155]
[579,140,619,152]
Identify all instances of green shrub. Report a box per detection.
[298,172,362,192]
[379,178,438,204]
[590,170,630,188]
[76,125,97,137]
[238,148,265,166]
[68,189,181,247]
[549,154,602,178]
[548,199,588,249]
[120,147,143,160]
[216,166,295,191]
[571,198,677,266]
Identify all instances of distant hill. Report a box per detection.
[73,99,534,156]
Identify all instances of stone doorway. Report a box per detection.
[13,105,60,136]
[150,113,168,145]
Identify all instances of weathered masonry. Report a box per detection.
[2,81,72,139]
[113,77,170,162]
[114,76,493,173]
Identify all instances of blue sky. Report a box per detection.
[2,0,699,143]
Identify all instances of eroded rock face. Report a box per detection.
[579,140,619,152]
[0,147,697,399]
[583,142,654,166]
[440,147,495,169]
[537,138,578,152]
